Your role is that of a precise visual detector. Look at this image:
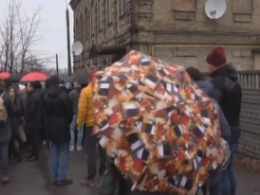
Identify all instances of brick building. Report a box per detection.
[70,0,260,73]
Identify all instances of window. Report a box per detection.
[85,8,89,40]
[91,4,95,34]
[120,0,126,15]
[99,0,105,29]
[75,18,78,39]
[80,13,83,40]
[107,0,113,23]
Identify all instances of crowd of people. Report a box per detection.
[0,46,241,195]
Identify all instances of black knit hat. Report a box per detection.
[185,67,204,81]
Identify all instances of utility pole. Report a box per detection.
[56,54,59,75]
[66,7,72,76]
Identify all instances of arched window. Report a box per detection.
[85,8,89,40]
[75,18,78,39]
[107,0,113,23]
[120,0,126,15]
[80,13,83,40]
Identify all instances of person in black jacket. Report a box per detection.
[43,75,73,186]
[8,86,24,164]
[25,81,42,161]
[206,47,242,195]
[0,79,14,184]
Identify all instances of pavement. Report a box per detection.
[0,148,259,195]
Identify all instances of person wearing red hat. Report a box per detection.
[206,47,242,195]
[77,70,106,187]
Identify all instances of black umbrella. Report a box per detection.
[9,73,21,83]
[73,72,88,84]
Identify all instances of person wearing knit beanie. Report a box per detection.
[206,47,227,72]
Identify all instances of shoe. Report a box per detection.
[80,178,95,187]
[77,146,82,151]
[70,145,74,152]
[52,180,57,185]
[10,157,22,164]
[27,156,38,161]
[56,179,73,186]
[1,174,10,184]
[26,154,33,159]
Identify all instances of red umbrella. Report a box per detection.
[0,72,10,79]
[20,72,48,82]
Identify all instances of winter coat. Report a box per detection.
[0,91,14,143]
[10,96,23,133]
[43,86,73,144]
[77,82,94,127]
[209,64,242,143]
[25,89,42,130]
[69,87,81,115]
[196,80,231,142]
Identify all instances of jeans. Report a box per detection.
[85,126,106,181]
[221,143,237,195]
[0,142,9,174]
[49,141,70,181]
[201,168,221,195]
[70,115,83,146]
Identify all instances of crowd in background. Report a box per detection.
[0,47,242,195]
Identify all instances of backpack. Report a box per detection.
[0,92,7,123]
[220,138,231,170]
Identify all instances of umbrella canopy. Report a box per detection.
[20,72,48,82]
[0,71,10,79]
[9,73,21,83]
[93,51,223,194]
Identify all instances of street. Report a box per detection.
[0,149,259,195]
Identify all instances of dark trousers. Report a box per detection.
[85,126,106,181]
[0,142,9,174]
[29,129,40,157]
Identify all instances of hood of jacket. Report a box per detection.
[46,86,63,99]
[196,80,215,98]
[210,63,238,82]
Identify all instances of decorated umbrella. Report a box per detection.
[20,72,48,82]
[93,51,223,195]
[0,71,10,79]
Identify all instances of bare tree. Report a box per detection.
[0,0,49,73]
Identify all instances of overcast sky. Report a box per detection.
[0,0,74,70]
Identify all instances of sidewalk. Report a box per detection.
[0,151,259,195]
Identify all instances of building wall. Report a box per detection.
[71,0,133,73]
[135,0,260,71]
[71,0,260,72]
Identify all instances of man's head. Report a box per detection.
[73,78,81,87]
[185,67,204,82]
[88,69,97,83]
[206,47,227,73]
[48,75,60,87]
[27,81,37,92]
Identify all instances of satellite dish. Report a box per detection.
[72,41,83,56]
[205,0,227,19]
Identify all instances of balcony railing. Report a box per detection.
[203,71,260,89]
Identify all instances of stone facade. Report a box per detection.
[70,0,260,73]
